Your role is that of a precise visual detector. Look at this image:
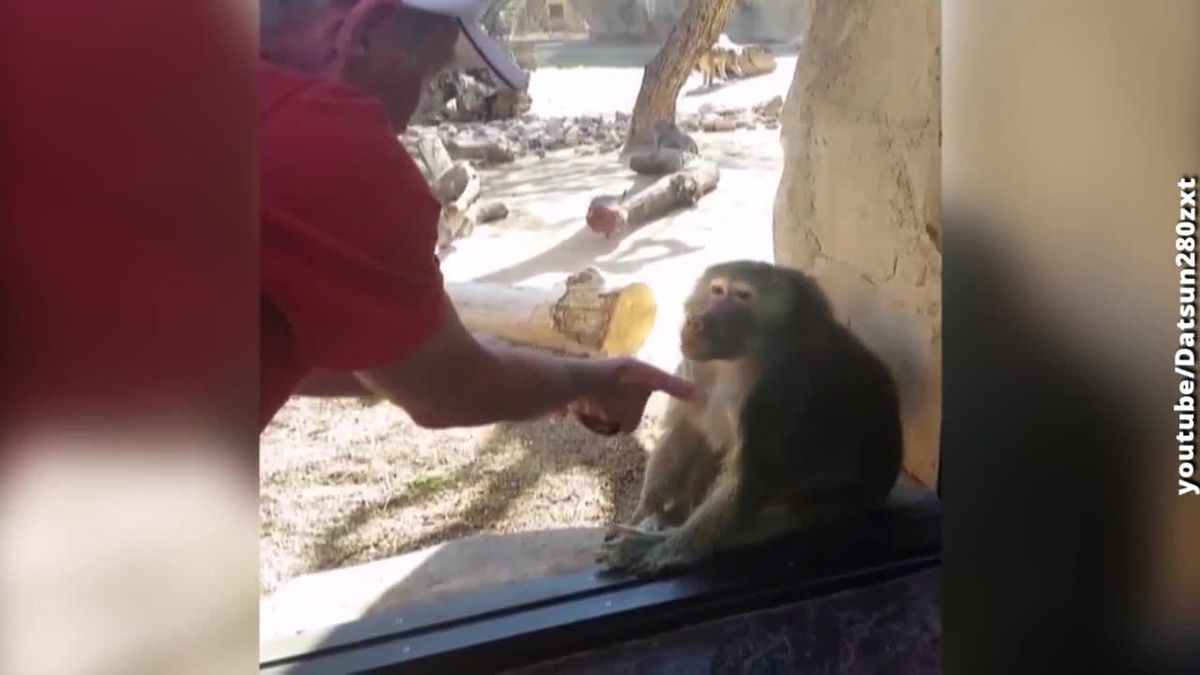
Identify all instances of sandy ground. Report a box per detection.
[260,45,798,598]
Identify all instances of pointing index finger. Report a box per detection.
[618,362,699,400]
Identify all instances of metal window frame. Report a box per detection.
[261,491,941,675]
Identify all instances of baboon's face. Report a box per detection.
[679,262,830,362]
[680,272,760,361]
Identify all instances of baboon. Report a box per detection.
[598,261,904,575]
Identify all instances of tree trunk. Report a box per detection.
[623,0,738,153]
[446,269,658,357]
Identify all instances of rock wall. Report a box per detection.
[772,0,942,488]
[572,0,808,44]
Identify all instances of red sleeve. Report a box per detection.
[260,67,445,371]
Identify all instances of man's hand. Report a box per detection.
[566,357,698,435]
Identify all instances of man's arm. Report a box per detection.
[355,295,596,428]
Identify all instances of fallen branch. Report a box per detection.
[446,268,658,356]
[586,161,721,239]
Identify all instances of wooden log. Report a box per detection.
[445,136,517,164]
[416,133,454,180]
[628,148,693,176]
[433,162,481,252]
[433,162,481,208]
[446,268,658,357]
[586,161,721,239]
[438,207,477,248]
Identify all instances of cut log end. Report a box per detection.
[586,161,720,238]
[586,196,627,239]
[601,282,657,356]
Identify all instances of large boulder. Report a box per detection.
[772,0,942,488]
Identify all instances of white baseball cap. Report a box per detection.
[402,0,529,90]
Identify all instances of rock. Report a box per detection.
[773,0,941,490]
[698,102,717,115]
[413,67,531,123]
[445,136,517,164]
[700,114,737,132]
[628,148,693,175]
[470,201,509,224]
[490,88,532,119]
[736,119,756,130]
[732,44,780,78]
[755,95,786,118]
[564,125,584,146]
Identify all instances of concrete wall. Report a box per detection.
[772,0,942,488]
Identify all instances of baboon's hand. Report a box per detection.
[596,529,698,575]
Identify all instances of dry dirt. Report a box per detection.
[260,397,677,597]
[260,44,797,598]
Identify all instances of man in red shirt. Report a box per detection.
[259,0,696,434]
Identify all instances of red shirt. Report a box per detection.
[3,1,257,438]
[258,62,445,431]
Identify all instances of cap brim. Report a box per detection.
[452,19,529,91]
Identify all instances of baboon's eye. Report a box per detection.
[730,281,755,301]
[710,282,726,296]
